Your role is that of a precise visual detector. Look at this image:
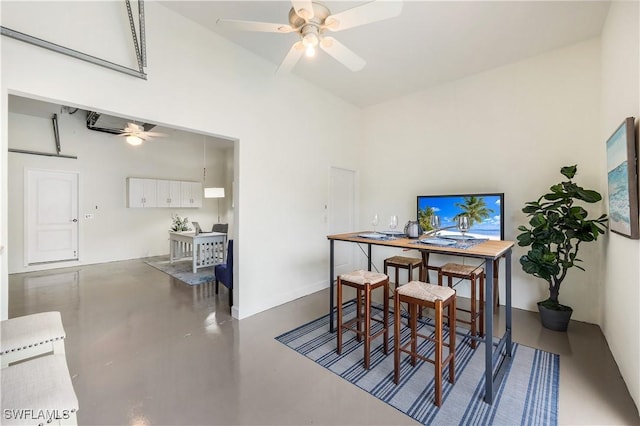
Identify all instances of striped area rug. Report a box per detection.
[276,302,559,425]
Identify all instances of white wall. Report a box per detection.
[7,106,230,273]
[361,39,605,323]
[0,2,363,319]
[600,1,640,413]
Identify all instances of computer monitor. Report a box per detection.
[416,193,504,240]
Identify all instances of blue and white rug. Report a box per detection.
[144,256,215,285]
[276,302,559,425]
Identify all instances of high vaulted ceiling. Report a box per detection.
[160,1,611,107]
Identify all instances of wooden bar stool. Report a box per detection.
[438,263,484,349]
[384,256,424,292]
[394,280,456,407]
[336,270,390,370]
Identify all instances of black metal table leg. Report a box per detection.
[329,239,335,333]
[484,257,495,403]
[505,249,512,356]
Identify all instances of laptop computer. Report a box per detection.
[192,221,203,234]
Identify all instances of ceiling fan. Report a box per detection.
[118,123,166,146]
[217,0,403,73]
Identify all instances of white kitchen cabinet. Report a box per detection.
[157,180,182,208]
[127,178,157,208]
[128,178,202,208]
[181,182,203,208]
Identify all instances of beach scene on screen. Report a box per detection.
[418,194,503,240]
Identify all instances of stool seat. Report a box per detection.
[396,280,455,302]
[385,256,423,268]
[384,256,425,295]
[339,270,387,285]
[440,263,483,277]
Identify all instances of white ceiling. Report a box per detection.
[160,1,610,107]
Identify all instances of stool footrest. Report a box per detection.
[443,309,481,319]
[401,331,455,349]
[341,317,363,330]
[341,316,386,332]
[398,341,455,367]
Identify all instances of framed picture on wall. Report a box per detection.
[606,117,639,239]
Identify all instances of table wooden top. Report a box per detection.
[327,232,514,260]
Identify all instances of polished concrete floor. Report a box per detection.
[7,259,640,425]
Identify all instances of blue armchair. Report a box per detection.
[215,240,233,306]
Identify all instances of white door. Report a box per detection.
[329,167,356,275]
[26,169,79,264]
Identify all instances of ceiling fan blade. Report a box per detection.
[319,37,365,72]
[291,0,314,20]
[216,18,294,33]
[276,41,304,74]
[324,1,403,32]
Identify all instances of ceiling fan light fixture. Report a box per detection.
[126,135,143,146]
[305,44,316,57]
[302,31,318,47]
[302,29,319,57]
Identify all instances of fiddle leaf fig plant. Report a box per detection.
[516,165,608,311]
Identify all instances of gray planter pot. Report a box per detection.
[537,302,573,331]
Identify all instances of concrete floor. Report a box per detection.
[7,259,640,425]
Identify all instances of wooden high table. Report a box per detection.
[327,232,514,404]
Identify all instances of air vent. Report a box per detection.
[86,111,155,135]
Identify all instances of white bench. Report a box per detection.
[1,354,78,425]
[1,312,66,368]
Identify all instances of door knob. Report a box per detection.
[72,219,78,222]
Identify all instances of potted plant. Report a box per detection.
[170,214,191,232]
[516,165,608,331]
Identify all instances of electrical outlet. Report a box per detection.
[84,214,94,219]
